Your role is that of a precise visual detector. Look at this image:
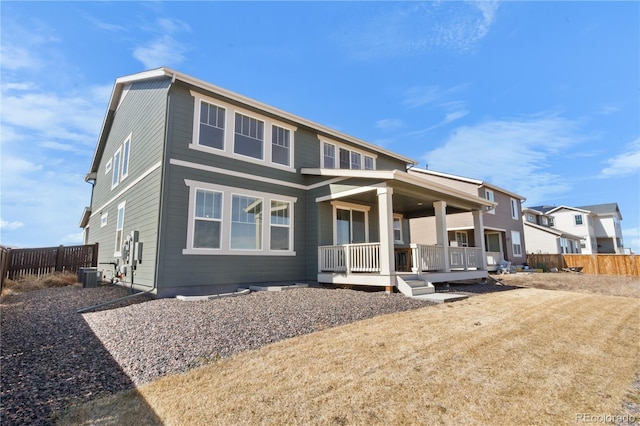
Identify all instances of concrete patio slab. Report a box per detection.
[410,293,469,304]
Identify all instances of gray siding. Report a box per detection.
[86,78,170,288]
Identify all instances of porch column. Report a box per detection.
[433,201,451,272]
[377,187,395,279]
[473,209,488,270]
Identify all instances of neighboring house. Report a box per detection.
[522,207,582,254]
[79,68,496,298]
[408,169,527,270]
[527,203,624,254]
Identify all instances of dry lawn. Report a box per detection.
[1,272,79,297]
[59,285,639,425]
[496,272,640,298]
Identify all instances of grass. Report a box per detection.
[58,287,639,425]
[1,271,79,297]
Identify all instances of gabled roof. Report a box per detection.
[523,221,583,240]
[408,168,526,201]
[542,205,592,215]
[576,203,622,219]
[88,67,417,176]
[526,205,557,214]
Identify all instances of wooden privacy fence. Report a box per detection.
[1,244,99,289]
[527,253,639,276]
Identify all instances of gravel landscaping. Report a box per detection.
[2,282,471,425]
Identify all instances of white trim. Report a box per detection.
[393,214,404,244]
[316,185,383,203]
[91,161,162,218]
[120,133,132,181]
[170,158,347,191]
[100,212,108,228]
[485,189,495,215]
[114,201,126,257]
[111,146,122,189]
[183,179,297,256]
[510,198,519,220]
[105,159,112,174]
[320,139,377,170]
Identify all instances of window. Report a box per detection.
[199,101,226,150]
[510,198,519,220]
[111,148,121,188]
[270,200,291,251]
[333,202,370,245]
[365,156,375,170]
[485,190,495,214]
[575,214,583,225]
[121,136,131,180]
[231,195,263,250]
[100,213,108,228]
[541,216,548,225]
[393,215,403,243]
[271,125,290,166]
[511,230,522,256]
[114,202,126,256]
[184,181,297,255]
[527,214,535,223]
[105,159,112,174]
[350,152,361,170]
[194,189,222,249]
[339,148,350,169]
[323,143,336,168]
[549,217,555,227]
[560,238,568,254]
[234,113,264,159]
[456,231,469,247]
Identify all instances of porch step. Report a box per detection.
[397,276,435,297]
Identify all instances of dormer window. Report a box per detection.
[322,141,376,170]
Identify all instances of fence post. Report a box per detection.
[92,243,99,267]
[55,245,64,272]
[1,248,11,294]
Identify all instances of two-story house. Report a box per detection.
[528,203,624,254]
[79,68,496,298]
[408,169,527,270]
[522,207,582,254]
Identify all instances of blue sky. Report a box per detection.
[1,1,639,253]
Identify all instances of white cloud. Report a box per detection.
[403,84,468,109]
[600,138,640,178]
[338,2,501,60]
[375,119,404,131]
[622,226,640,254]
[133,18,191,69]
[0,219,24,231]
[421,114,584,205]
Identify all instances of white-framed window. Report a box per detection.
[114,202,126,256]
[575,214,583,225]
[105,159,112,174]
[271,125,291,166]
[231,194,263,250]
[455,231,469,247]
[331,201,370,245]
[511,230,522,256]
[510,198,519,220]
[322,140,376,171]
[365,156,375,170]
[549,217,555,227]
[194,189,223,249]
[323,143,336,168]
[527,214,535,223]
[270,200,292,251]
[184,180,296,255]
[190,92,296,171]
[121,135,131,180]
[234,112,264,160]
[541,216,548,225]
[198,100,226,150]
[560,238,568,254]
[393,215,403,244]
[100,213,108,228]
[111,147,122,189]
[485,189,495,214]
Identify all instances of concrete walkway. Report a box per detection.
[410,293,468,303]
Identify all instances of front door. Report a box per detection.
[485,232,502,253]
[336,208,367,244]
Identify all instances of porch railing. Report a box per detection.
[319,243,381,273]
[411,244,445,272]
[449,247,483,270]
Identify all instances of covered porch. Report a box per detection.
[303,168,496,295]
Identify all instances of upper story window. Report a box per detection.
[191,92,295,171]
[111,148,121,189]
[574,214,583,225]
[510,198,519,220]
[527,214,535,223]
[322,141,376,170]
[234,113,264,160]
[272,126,290,166]
[541,216,549,226]
[485,190,495,215]
[109,133,132,190]
[121,136,131,180]
[199,101,225,150]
